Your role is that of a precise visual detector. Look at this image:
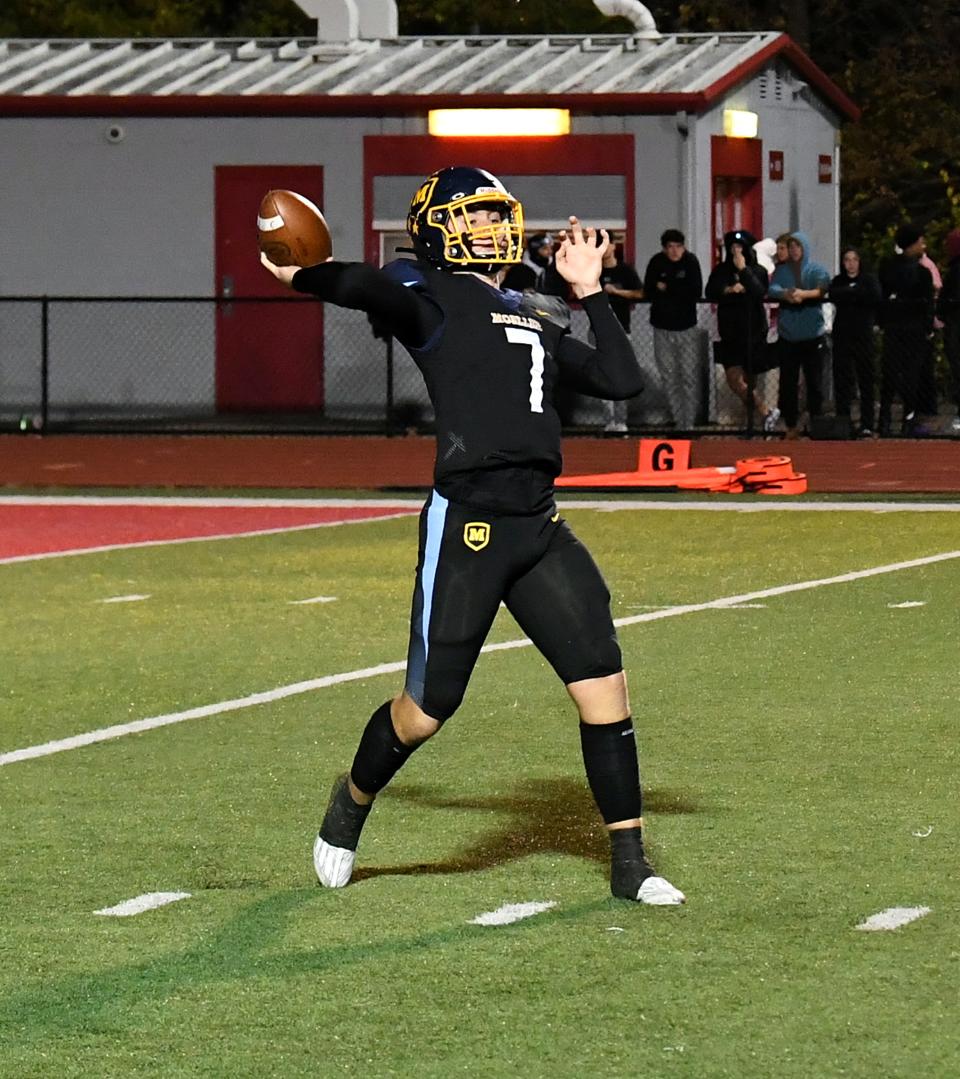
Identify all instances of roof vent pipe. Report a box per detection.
[293,0,398,42]
[593,0,661,40]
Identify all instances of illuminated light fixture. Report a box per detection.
[428,108,570,137]
[723,109,759,139]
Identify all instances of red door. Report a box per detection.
[214,165,324,411]
[710,137,763,266]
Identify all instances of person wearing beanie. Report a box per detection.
[705,230,780,434]
[767,231,831,438]
[938,228,960,433]
[502,232,555,292]
[878,224,935,436]
[642,228,705,431]
[828,247,881,436]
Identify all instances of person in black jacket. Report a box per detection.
[878,224,935,437]
[829,247,881,437]
[643,228,704,430]
[939,229,960,434]
[261,165,684,907]
[705,230,779,433]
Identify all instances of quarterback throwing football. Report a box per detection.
[261,166,684,905]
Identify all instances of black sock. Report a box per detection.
[579,718,642,825]
[319,774,372,850]
[350,700,417,796]
[609,826,654,898]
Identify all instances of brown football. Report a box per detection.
[257,189,332,267]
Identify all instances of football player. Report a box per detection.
[261,166,684,905]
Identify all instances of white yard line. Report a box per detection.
[3,547,959,768]
[93,891,191,917]
[856,906,931,931]
[2,494,960,512]
[0,512,417,565]
[469,901,557,926]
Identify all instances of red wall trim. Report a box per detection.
[363,134,636,265]
[0,91,706,119]
[711,135,762,178]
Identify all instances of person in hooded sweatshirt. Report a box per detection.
[829,247,881,437]
[938,228,960,434]
[767,231,831,439]
[502,232,555,292]
[705,229,780,433]
[878,223,935,437]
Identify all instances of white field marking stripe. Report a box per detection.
[97,594,150,604]
[94,891,191,917]
[888,600,926,608]
[470,901,557,926]
[3,494,960,513]
[0,512,417,566]
[288,595,337,605]
[3,548,960,767]
[0,496,423,507]
[856,906,931,931]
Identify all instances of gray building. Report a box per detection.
[0,0,858,429]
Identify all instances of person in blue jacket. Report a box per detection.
[767,231,831,439]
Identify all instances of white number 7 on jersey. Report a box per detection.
[504,327,545,414]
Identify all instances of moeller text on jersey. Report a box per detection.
[489,312,543,331]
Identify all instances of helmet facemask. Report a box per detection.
[432,193,524,269]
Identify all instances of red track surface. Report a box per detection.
[2,433,959,493]
[0,503,415,561]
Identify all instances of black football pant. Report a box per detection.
[404,492,622,722]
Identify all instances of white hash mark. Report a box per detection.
[888,601,926,608]
[855,906,931,931]
[97,594,151,604]
[288,596,338,605]
[469,901,556,926]
[94,891,191,917]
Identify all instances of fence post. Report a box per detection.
[40,296,50,433]
[385,334,395,436]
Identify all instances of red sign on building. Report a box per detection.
[768,150,784,181]
[818,153,833,183]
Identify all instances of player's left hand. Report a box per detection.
[554,216,609,298]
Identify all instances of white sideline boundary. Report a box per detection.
[3,547,959,768]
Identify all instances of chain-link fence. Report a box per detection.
[1,296,957,437]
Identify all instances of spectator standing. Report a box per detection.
[599,242,644,432]
[937,228,960,434]
[878,224,935,437]
[643,228,703,430]
[502,232,554,292]
[767,231,831,439]
[705,229,779,432]
[829,247,881,437]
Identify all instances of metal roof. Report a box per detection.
[0,32,778,96]
[0,32,859,119]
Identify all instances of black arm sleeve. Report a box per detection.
[555,292,643,400]
[291,261,442,350]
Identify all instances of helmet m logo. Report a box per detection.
[463,522,490,551]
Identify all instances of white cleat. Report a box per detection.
[636,875,686,905]
[313,834,356,888]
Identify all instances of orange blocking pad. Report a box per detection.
[555,440,807,495]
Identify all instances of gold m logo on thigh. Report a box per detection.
[463,522,490,551]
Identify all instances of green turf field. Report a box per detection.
[1,499,958,1078]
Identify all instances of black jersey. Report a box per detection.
[292,259,642,514]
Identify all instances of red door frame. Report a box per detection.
[363,135,636,265]
[710,135,763,266]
